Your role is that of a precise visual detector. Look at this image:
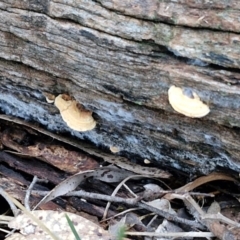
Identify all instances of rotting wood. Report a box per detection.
[0,1,240,176]
[1,128,100,174]
[0,115,172,178]
[0,151,69,185]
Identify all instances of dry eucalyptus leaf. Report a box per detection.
[94,166,133,183]
[35,170,95,209]
[154,219,185,240]
[142,183,164,201]
[146,199,176,214]
[36,167,133,208]
[207,201,221,214]
[7,210,113,240]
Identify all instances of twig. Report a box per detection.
[100,208,139,223]
[32,190,140,205]
[25,176,38,211]
[25,176,48,211]
[138,201,205,229]
[68,190,140,205]
[202,213,240,228]
[146,214,158,228]
[125,231,214,238]
[103,175,144,220]
[0,227,11,234]
[123,183,138,198]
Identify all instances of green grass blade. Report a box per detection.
[65,214,81,240]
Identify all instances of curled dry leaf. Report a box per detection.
[168,85,210,118]
[54,94,96,131]
[146,199,175,214]
[164,172,235,201]
[7,210,113,240]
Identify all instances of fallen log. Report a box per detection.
[0,0,240,175]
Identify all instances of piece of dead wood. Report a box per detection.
[0,164,30,186]
[0,151,68,185]
[1,128,99,173]
[0,176,62,213]
[0,114,171,178]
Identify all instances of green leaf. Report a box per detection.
[116,225,126,240]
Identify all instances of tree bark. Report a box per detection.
[0,0,240,175]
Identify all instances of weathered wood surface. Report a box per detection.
[0,0,240,175]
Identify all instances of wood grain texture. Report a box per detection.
[0,0,239,175]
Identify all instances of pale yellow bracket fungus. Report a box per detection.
[144,159,151,164]
[54,94,96,131]
[168,85,210,118]
[110,146,120,153]
[42,92,56,103]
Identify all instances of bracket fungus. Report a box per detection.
[54,94,96,131]
[110,146,120,153]
[43,92,56,103]
[168,85,210,118]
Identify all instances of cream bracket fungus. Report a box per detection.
[110,146,120,153]
[54,94,96,131]
[168,85,210,118]
[43,92,56,103]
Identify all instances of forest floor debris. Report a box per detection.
[0,115,239,240]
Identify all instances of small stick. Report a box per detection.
[202,213,240,228]
[103,175,143,220]
[33,190,140,205]
[25,176,48,211]
[138,201,205,229]
[25,176,38,211]
[100,208,139,223]
[125,231,214,238]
